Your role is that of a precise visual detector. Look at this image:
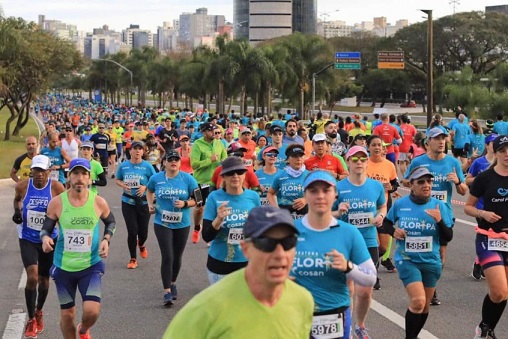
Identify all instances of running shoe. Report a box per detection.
[354,324,371,339]
[77,323,92,339]
[163,292,174,307]
[471,262,483,280]
[192,225,201,244]
[127,258,138,269]
[139,245,148,259]
[171,284,178,300]
[34,310,44,334]
[474,323,490,339]
[380,258,397,272]
[430,290,441,305]
[488,329,498,339]
[24,318,37,338]
[373,278,381,290]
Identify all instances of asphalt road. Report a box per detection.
[0,179,506,339]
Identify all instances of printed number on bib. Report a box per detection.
[27,210,46,231]
[162,211,182,223]
[487,238,508,252]
[228,228,244,245]
[348,212,373,228]
[405,236,432,253]
[124,178,140,189]
[311,313,344,339]
[64,229,92,253]
[95,143,106,149]
[431,190,447,202]
[291,212,304,220]
[244,159,253,166]
[260,197,270,205]
[50,171,59,181]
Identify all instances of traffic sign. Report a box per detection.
[378,51,404,69]
[335,51,361,70]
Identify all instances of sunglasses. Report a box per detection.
[223,170,246,176]
[181,139,189,142]
[414,178,433,185]
[349,156,368,163]
[247,235,297,252]
[214,132,222,135]
[166,157,180,162]
[264,153,278,158]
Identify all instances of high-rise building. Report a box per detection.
[485,5,508,15]
[122,24,153,49]
[157,22,178,53]
[373,16,387,29]
[234,0,317,44]
[178,8,225,48]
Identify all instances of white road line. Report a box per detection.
[371,299,439,339]
[455,218,477,227]
[17,270,26,291]
[2,312,25,339]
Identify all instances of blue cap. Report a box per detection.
[303,170,337,189]
[485,134,498,144]
[426,127,448,138]
[243,206,298,238]
[69,158,91,172]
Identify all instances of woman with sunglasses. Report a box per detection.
[202,156,261,284]
[334,146,386,338]
[382,166,453,339]
[292,170,377,339]
[267,144,309,219]
[146,150,199,307]
[255,147,283,205]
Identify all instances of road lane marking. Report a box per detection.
[17,270,26,291]
[2,311,25,339]
[371,300,439,339]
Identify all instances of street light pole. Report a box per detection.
[96,59,133,106]
[421,10,433,127]
[312,62,335,118]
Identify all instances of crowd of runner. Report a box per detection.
[10,93,508,339]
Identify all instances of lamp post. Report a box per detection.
[319,9,339,38]
[96,59,133,106]
[421,10,433,127]
[312,62,335,118]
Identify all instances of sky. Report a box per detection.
[3,0,508,33]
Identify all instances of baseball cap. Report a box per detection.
[69,158,91,172]
[30,155,51,170]
[263,146,279,155]
[270,125,283,134]
[346,145,369,159]
[227,142,247,154]
[98,123,105,128]
[65,126,73,132]
[128,123,134,127]
[85,126,91,131]
[426,127,448,138]
[131,141,144,148]
[243,206,298,239]
[353,134,367,141]
[312,133,327,143]
[81,141,94,149]
[493,135,508,153]
[200,122,214,132]
[241,128,251,134]
[225,128,233,135]
[285,145,305,157]
[165,150,181,160]
[303,170,336,190]
[220,157,247,176]
[407,166,434,181]
[179,135,190,141]
[485,134,498,144]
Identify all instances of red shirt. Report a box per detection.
[304,154,347,177]
[211,165,260,189]
[373,123,401,154]
[238,139,257,167]
[399,123,417,153]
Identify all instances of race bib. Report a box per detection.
[487,238,508,252]
[227,228,244,245]
[244,159,253,166]
[405,236,433,253]
[161,211,183,223]
[291,212,304,220]
[50,171,60,181]
[124,178,140,189]
[64,229,92,253]
[26,210,46,231]
[431,190,447,202]
[348,212,373,228]
[260,197,269,205]
[311,313,344,339]
[95,143,106,149]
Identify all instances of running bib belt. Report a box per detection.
[311,313,344,339]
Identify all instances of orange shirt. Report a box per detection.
[238,139,257,167]
[366,158,397,201]
[304,154,347,177]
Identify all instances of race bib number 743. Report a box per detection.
[64,229,92,253]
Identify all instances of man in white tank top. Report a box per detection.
[61,126,81,160]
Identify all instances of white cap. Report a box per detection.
[30,155,51,170]
[312,133,327,142]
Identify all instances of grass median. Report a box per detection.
[0,107,40,179]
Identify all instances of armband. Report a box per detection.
[40,216,58,239]
[101,212,116,237]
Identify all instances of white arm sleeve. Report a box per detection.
[346,258,377,287]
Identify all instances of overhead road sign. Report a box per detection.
[378,51,404,69]
[335,52,361,70]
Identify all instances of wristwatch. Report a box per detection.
[344,260,353,274]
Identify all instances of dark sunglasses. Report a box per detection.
[264,153,278,158]
[247,235,297,252]
[414,178,433,185]
[223,170,246,176]
[350,156,368,163]
[214,132,222,135]
[166,157,180,162]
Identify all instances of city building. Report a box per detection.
[122,24,153,49]
[178,8,225,48]
[373,16,387,29]
[157,22,178,54]
[318,20,353,38]
[485,4,508,15]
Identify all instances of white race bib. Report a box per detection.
[487,238,508,252]
[50,171,60,181]
[405,236,433,253]
[227,228,244,245]
[95,143,106,149]
[26,210,45,231]
[291,212,304,220]
[244,159,253,166]
[64,229,92,253]
[161,210,183,223]
[431,190,447,202]
[124,178,140,189]
[311,313,344,339]
[348,212,373,228]
[260,197,269,205]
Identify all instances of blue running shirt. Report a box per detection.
[116,160,156,205]
[270,169,309,206]
[254,168,284,205]
[20,179,56,243]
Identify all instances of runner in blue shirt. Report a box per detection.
[291,170,376,339]
[257,125,288,169]
[254,147,284,205]
[383,166,453,339]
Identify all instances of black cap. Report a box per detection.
[270,125,283,134]
[165,150,181,160]
[220,157,247,176]
[285,145,305,157]
[131,141,144,148]
[493,135,508,153]
[201,122,214,132]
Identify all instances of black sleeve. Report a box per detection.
[202,219,221,243]
[381,218,396,237]
[438,220,453,243]
[388,178,399,193]
[93,172,107,187]
[12,154,25,170]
